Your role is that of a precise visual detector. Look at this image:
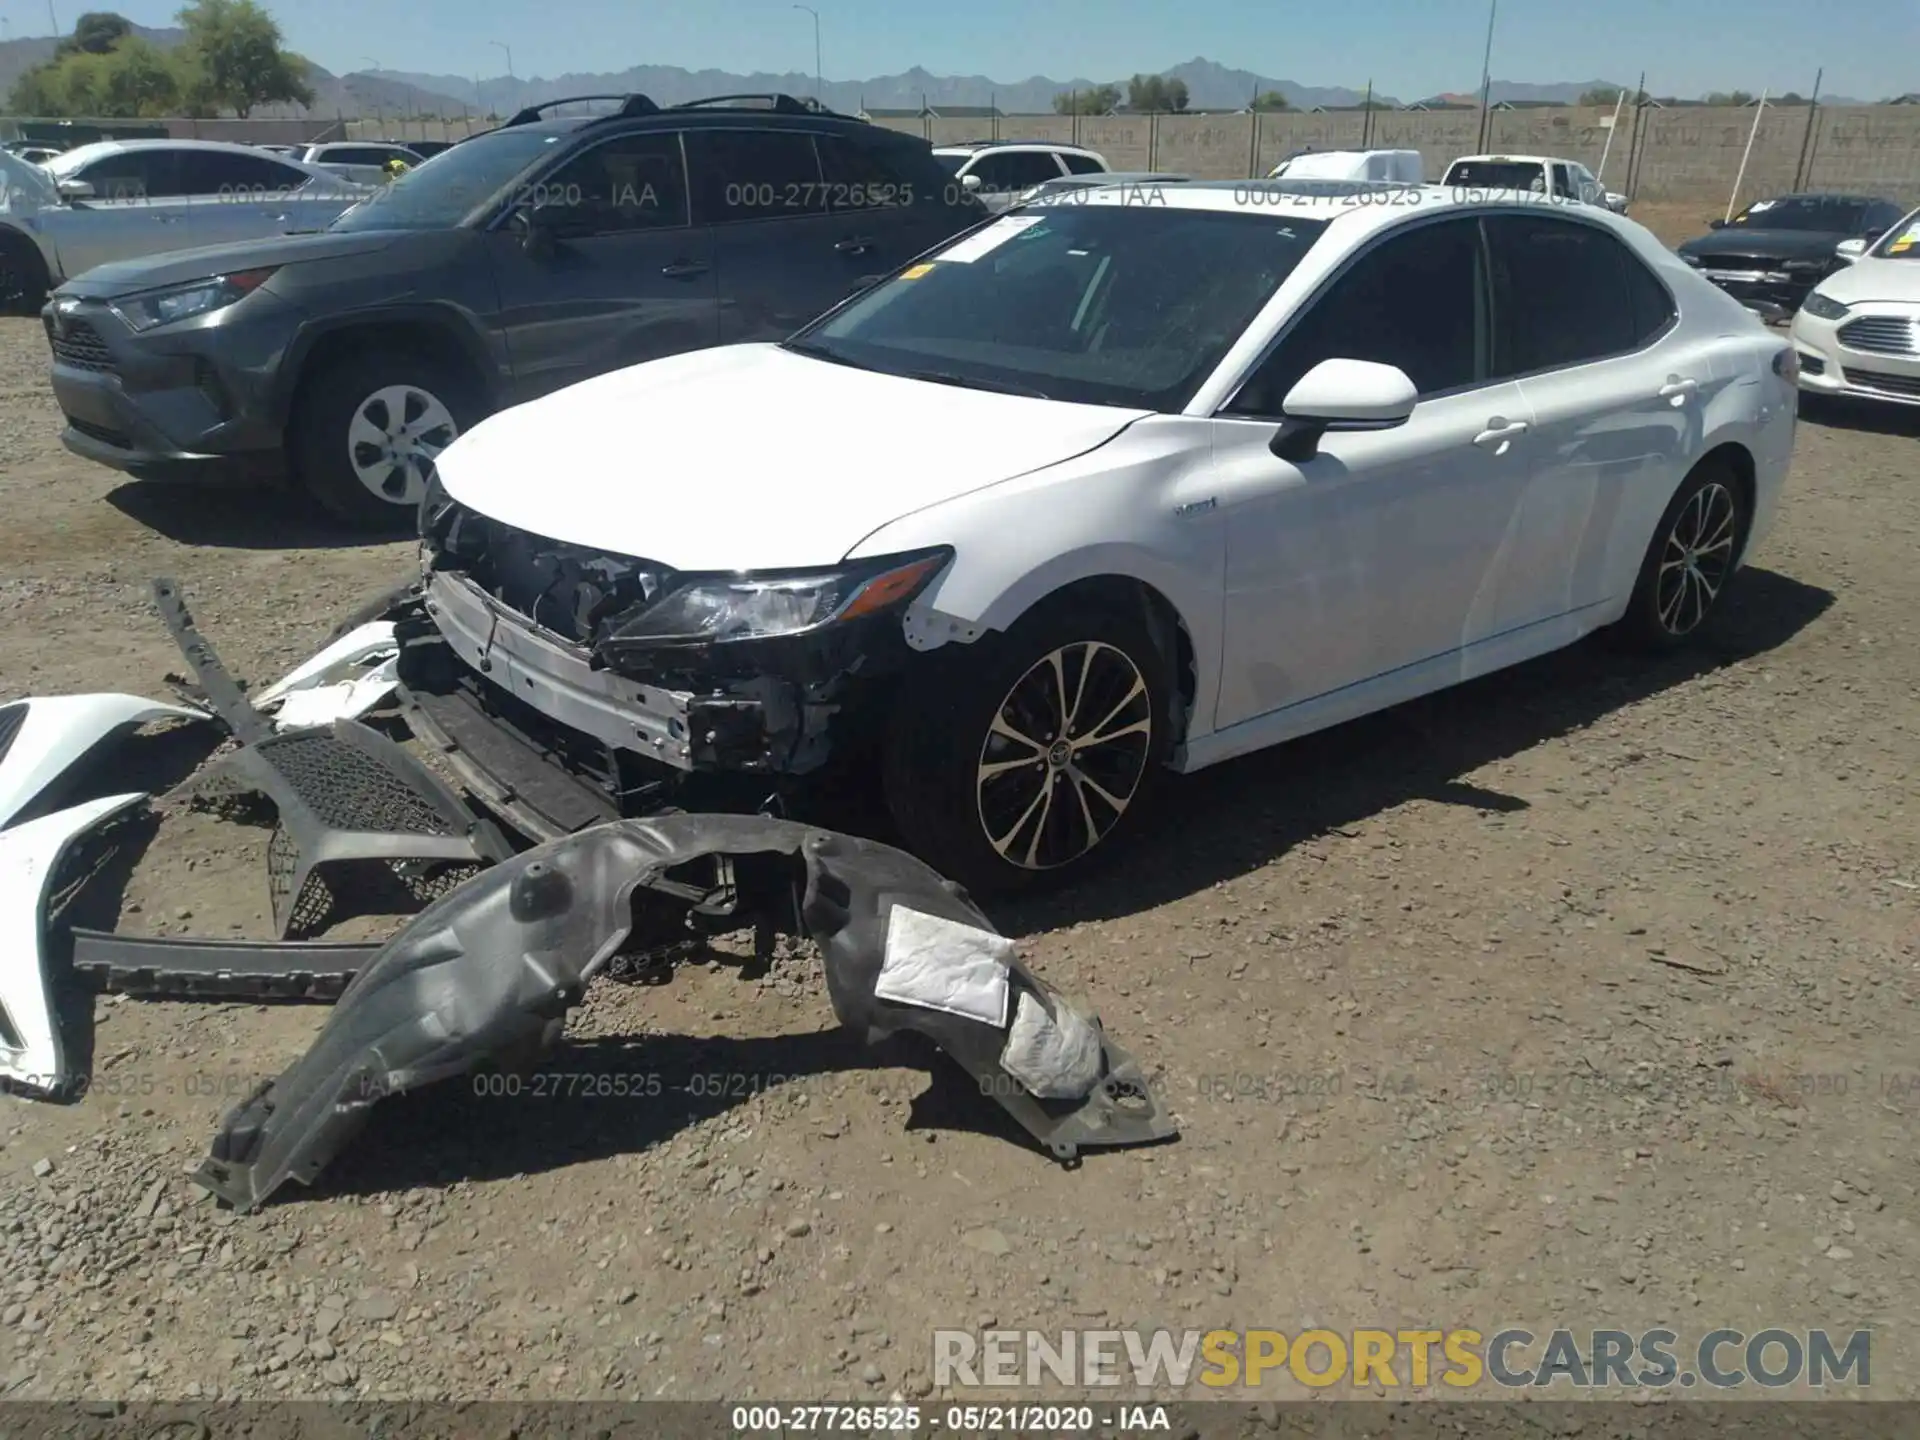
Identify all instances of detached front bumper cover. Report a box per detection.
[193,813,1175,1211]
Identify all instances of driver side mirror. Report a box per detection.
[1269,358,1418,462]
[1834,236,1869,263]
[510,201,578,257]
[1707,217,1727,230]
[55,178,94,201]
[960,173,983,193]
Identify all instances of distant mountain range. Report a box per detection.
[0,41,1869,120]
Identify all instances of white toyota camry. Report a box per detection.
[411,180,1798,894]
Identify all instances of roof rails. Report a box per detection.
[668,92,835,115]
[502,93,660,127]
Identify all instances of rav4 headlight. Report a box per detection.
[109,268,276,332]
[1800,290,1850,321]
[598,550,949,655]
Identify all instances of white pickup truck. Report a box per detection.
[1442,153,1629,212]
[1,138,368,313]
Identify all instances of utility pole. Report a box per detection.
[792,5,821,103]
[491,41,514,111]
[47,0,59,37]
[1474,0,1497,151]
[1793,67,1823,190]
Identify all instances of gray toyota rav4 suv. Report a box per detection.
[44,94,985,527]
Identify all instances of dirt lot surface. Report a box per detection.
[1,273,1918,1412]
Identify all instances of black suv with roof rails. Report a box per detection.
[42,92,986,528]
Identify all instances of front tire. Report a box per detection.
[882,597,1172,896]
[0,230,50,316]
[1616,459,1749,651]
[290,351,474,531]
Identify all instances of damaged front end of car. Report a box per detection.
[397,478,945,838]
[192,813,1176,1212]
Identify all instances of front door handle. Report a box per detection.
[1659,376,1699,401]
[661,260,710,279]
[834,236,875,255]
[1473,419,1528,449]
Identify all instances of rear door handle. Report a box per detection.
[1473,419,1528,448]
[1659,376,1699,401]
[834,236,875,255]
[661,260,710,279]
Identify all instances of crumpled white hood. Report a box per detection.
[433,343,1147,572]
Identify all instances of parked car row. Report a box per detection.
[21,90,1805,892]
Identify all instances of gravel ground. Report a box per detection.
[0,284,1917,1409]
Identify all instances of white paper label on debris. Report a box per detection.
[933,215,1045,264]
[999,989,1102,1100]
[876,906,1013,1026]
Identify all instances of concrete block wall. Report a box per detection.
[18,102,1905,204]
[875,105,1920,203]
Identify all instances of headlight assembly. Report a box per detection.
[109,268,276,332]
[597,549,950,655]
[1800,290,1850,322]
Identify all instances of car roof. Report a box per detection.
[933,139,1103,153]
[1031,179,1659,233]
[1448,154,1566,166]
[1745,191,1888,205]
[43,137,349,185]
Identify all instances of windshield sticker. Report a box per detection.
[936,214,1046,263]
[899,262,936,279]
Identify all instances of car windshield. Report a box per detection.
[784,204,1330,411]
[1729,196,1867,232]
[1871,207,1920,259]
[329,127,570,232]
[1445,160,1546,192]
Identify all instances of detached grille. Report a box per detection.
[1837,316,1919,358]
[1842,366,1920,399]
[44,315,115,372]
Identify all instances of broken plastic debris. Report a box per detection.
[1000,989,1103,1100]
[875,905,1012,1026]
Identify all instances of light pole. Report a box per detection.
[361,56,385,129]
[1474,0,1498,151]
[792,5,821,103]
[46,0,58,37]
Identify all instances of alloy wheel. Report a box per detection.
[1655,480,1738,636]
[346,384,458,506]
[975,640,1154,871]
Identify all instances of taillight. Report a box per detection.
[1773,347,1800,384]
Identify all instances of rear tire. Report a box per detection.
[1615,459,1750,652]
[0,229,50,316]
[882,596,1173,897]
[290,351,476,532]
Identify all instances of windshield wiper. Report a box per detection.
[781,338,872,371]
[901,369,1053,400]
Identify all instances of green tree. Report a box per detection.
[55,11,133,58]
[1053,83,1120,115]
[174,0,313,117]
[1579,86,1623,106]
[101,37,182,115]
[1125,74,1188,112]
[1705,89,1756,106]
[1251,90,1291,111]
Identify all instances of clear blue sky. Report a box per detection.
[6,0,1909,100]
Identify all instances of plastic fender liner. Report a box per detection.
[0,793,147,1097]
[191,814,1175,1212]
[0,694,206,830]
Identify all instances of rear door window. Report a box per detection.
[685,129,827,224]
[178,149,311,196]
[815,133,918,210]
[1485,213,1646,374]
[968,150,1066,192]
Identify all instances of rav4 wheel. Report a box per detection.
[1618,459,1750,650]
[0,230,50,316]
[883,597,1172,896]
[291,351,474,530]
